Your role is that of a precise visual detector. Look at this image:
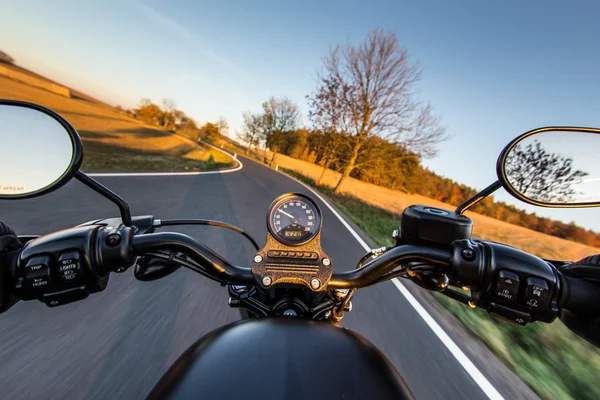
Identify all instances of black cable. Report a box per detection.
[363,264,434,287]
[356,245,394,269]
[159,219,260,251]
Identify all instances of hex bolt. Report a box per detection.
[322,258,331,266]
[461,248,475,262]
[310,278,320,289]
[263,276,272,287]
[105,233,121,247]
[254,254,263,263]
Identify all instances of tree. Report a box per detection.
[200,122,220,141]
[0,51,15,65]
[310,28,447,193]
[238,112,264,154]
[172,109,188,130]
[161,98,177,129]
[135,99,164,126]
[308,79,352,185]
[261,97,301,164]
[216,116,229,137]
[504,139,589,203]
[183,118,198,132]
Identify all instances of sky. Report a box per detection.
[1,0,599,230]
[1,106,74,194]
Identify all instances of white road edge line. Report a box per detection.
[290,177,504,400]
[87,141,243,177]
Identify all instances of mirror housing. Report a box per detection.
[497,127,600,208]
[0,99,82,199]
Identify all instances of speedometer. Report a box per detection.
[267,193,322,246]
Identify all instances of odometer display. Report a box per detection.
[267,194,322,246]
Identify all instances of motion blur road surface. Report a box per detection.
[0,156,512,399]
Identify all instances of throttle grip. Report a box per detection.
[559,273,600,317]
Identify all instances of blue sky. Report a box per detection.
[1,0,599,230]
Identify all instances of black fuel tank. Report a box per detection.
[149,318,413,399]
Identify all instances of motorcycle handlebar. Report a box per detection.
[328,245,452,289]
[132,232,452,289]
[132,232,254,284]
[11,222,598,323]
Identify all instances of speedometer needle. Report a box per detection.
[279,210,294,218]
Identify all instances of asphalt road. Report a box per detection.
[0,155,515,399]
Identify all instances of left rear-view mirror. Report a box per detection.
[497,127,600,208]
[0,99,82,199]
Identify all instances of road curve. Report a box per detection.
[0,155,519,399]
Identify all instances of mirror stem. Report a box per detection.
[455,180,502,216]
[75,171,133,226]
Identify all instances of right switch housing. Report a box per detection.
[450,239,560,325]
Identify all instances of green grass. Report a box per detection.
[81,140,233,172]
[281,168,600,400]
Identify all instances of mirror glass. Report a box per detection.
[0,104,78,198]
[499,128,600,206]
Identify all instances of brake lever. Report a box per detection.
[139,251,224,284]
[134,252,182,281]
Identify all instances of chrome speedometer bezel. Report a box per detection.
[266,193,323,246]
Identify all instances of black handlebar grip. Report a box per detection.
[0,222,22,313]
[559,272,600,317]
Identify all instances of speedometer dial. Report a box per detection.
[267,193,322,246]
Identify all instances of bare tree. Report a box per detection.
[139,98,153,108]
[216,116,230,137]
[161,98,177,129]
[172,109,187,129]
[238,112,264,154]
[261,97,301,164]
[310,28,447,193]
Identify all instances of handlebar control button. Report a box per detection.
[493,270,520,302]
[58,250,82,283]
[489,303,531,325]
[42,287,89,307]
[23,255,52,291]
[522,277,549,308]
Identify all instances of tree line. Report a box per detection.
[240,123,600,247]
[119,98,229,141]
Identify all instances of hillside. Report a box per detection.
[0,64,232,171]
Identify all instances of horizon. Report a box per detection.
[1,0,599,231]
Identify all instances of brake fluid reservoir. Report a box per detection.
[400,205,473,246]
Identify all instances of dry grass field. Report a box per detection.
[0,65,232,171]
[264,151,598,260]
